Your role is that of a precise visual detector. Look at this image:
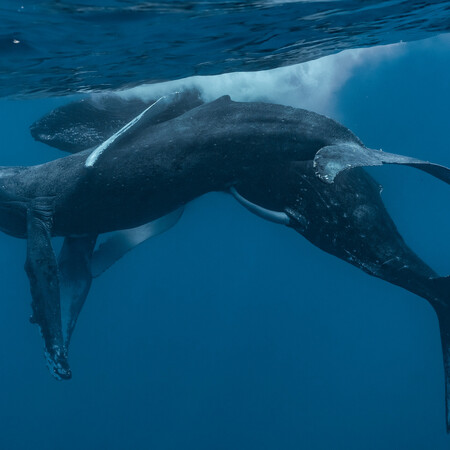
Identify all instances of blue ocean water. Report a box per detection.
[0,3,449,450]
[1,0,450,97]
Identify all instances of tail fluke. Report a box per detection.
[430,276,450,432]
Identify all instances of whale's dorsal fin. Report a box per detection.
[91,207,184,278]
[31,89,203,153]
[314,143,450,184]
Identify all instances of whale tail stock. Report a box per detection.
[291,162,450,432]
[232,157,450,431]
[312,143,450,430]
[396,273,450,433]
[429,277,450,432]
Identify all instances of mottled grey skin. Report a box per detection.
[2,96,360,237]
[2,95,450,430]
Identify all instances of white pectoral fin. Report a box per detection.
[85,97,162,167]
[90,207,184,277]
[314,143,450,184]
[230,187,290,225]
[85,91,185,168]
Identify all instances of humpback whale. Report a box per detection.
[2,90,449,429]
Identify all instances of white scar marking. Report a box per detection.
[230,186,290,225]
[85,94,172,168]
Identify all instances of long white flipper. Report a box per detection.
[230,186,290,225]
[85,92,180,168]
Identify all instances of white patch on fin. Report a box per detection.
[230,186,290,225]
[85,92,179,168]
[314,143,450,185]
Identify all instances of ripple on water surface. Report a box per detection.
[1,0,450,97]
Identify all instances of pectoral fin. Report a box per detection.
[25,199,70,380]
[85,91,203,167]
[58,235,97,350]
[91,207,184,277]
[314,143,450,184]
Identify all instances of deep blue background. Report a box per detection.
[0,37,449,449]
